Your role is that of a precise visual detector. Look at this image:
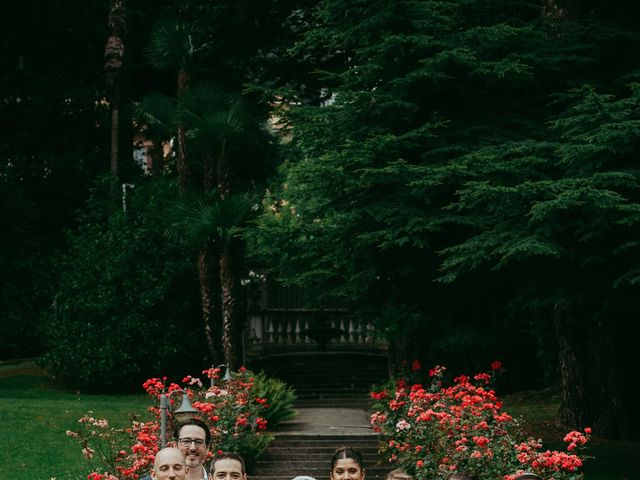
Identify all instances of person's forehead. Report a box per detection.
[179,424,207,438]
[214,458,243,472]
[157,450,184,467]
[334,458,360,468]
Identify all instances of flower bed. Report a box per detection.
[370,363,590,480]
[68,367,294,480]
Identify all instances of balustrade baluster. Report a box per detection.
[285,319,293,344]
[348,319,356,344]
[267,318,275,344]
[295,319,301,343]
[339,319,347,344]
[303,319,311,343]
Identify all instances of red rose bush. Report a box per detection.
[370,363,590,480]
[68,367,294,480]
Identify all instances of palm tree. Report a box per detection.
[165,194,254,367]
[104,0,127,178]
[185,86,269,369]
[145,16,198,192]
[146,80,270,368]
[182,84,252,195]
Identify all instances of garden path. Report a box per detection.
[249,352,390,480]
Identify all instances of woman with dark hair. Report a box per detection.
[330,447,365,480]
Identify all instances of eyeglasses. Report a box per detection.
[179,437,206,448]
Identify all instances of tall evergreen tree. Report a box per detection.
[440,83,640,439]
[254,0,640,438]
[256,0,564,358]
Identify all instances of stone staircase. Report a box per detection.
[248,352,390,480]
[249,352,389,408]
[252,435,389,480]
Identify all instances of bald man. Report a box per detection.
[152,447,188,480]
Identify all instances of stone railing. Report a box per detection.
[245,308,386,354]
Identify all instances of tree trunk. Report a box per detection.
[105,0,126,179]
[110,94,120,177]
[202,151,216,192]
[198,245,222,363]
[219,242,243,370]
[149,138,164,177]
[176,69,191,193]
[554,302,636,439]
[217,141,230,198]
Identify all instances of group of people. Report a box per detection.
[148,418,542,480]
[146,418,244,480]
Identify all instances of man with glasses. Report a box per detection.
[175,418,212,480]
[141,419,212,480]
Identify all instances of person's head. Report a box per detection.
[292,476,317,480]
[386,469,412,480]
[152,447,187,480]
[174,419,211,471]
[449,474,477,480]
[210,452,247,480]
[330,447,365,480]
[514,474,542,480]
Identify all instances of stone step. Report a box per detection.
[292,394,371,399]
[254,457,387,465]
[253,468,390,476]
[288,381,381,387]
[266,443,380,450]
[253,476,388,480]
[260,452,381,460]
[271,372,385,379]
[293,401,369,408]
[269,436,378,442]
[293,386,373,391]
[271,371,385,377]
[293,391,371,396]
[265,437,381,444]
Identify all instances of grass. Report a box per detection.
[502,388,640,480]
[0,360,150,480]
[1,361,638,480]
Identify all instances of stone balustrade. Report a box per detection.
[245,308,386,354]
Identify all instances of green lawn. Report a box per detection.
[0,361,150,480]
[1,361,638,480]
[502,388,639,480]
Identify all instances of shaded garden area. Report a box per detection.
[2,1,640,478]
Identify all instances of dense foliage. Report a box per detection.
[252,0,640,438]
[0,1,110,358]
[370,363,591,480]
[43,178,205,391]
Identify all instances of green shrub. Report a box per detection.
[251,370,297,427]
[42,177,207,392]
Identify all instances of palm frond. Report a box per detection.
[135,93,178,134]
[145,17,194,71]
[164,193,256,247]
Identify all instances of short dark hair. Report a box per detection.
[210,452,246,475]
[449,474,477,480]
[514,474,543,480]
[174,418,211,446]
[330,446,364,472]
[386,469,412,480]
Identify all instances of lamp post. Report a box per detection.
[159,389,199,448]
[210,363,232,388]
